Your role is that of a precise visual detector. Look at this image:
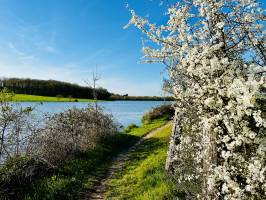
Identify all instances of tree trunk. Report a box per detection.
[202,132,218,199]
[165,112,180,174]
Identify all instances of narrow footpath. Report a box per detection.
[82,123,171,200]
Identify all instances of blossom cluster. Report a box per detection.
[128,0,266,199]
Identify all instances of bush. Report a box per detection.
[0,156,54,200]
[124,123,138,133]
[56,94,64,98]
[142,104,174,124]
[28,106,117,165]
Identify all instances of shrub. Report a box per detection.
[124,123,138,133]
[28,106,117,165]
[56,94,63,98]
[0,88,36,163]
[142,104,174,124]
[0,156,54,200]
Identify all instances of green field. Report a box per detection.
[11,94,97,102]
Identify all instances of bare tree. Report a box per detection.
[85,66,100,111]
[0,88,35,163]
[85,66,102,140]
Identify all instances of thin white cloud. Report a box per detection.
[19,55,37,61]
[43,46,56,53]
[8,42,24,56]
[4,9,58,56]
[7,42,37,62]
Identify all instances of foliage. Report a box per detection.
[0,88,36,163]
[124,123,138,133]
[0,156,54,200]
[129,0,266,199]
[28,107,117,165]
[105,124,178,200]
[55,94,63,98]
[0,78,111,100]
[142,104,175,124]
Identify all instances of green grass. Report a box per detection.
[11,94,98,102]
[21,118,169,200]
[127,117,168,137]
[105,124,178,200]
[24,134,139,200]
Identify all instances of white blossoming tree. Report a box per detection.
[127,0,266,199]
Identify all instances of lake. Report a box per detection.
[20,101,170,128]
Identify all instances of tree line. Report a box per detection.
[0,78,111,100]
[110,94,174,101]
[0,78,173,101]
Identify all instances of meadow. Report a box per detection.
[11,94,96,102]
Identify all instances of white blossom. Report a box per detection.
[128,0,266,199]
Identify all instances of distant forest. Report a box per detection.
[0,78,174,101]
[110,94,174,101]
[0,78,111,100]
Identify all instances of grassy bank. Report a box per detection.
[105,123,178,200]
[128,117,168,137]
[11,94,97,102]
[8,118,168,200]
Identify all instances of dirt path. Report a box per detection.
[82,123,171,200]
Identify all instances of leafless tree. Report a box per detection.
[85,66,101,111]
[0,89,36,163]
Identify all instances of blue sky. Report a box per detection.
[0,0,169,96]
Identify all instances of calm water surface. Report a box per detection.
[20,101,170,128]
